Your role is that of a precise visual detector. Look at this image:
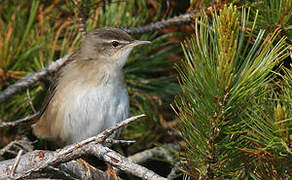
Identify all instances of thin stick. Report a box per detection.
[0,54,71,104]
[61,114,146,156]
[0,140,17,156]
[122,10,200,34]
[10,149,23,177]
[26,89,36,113]
[0,112,39,128]
[104,139,136,146]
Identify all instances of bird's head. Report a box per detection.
[81,27,151,68]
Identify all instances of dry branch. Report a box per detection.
[0,114,166,180]
[122,10,200,34]
[89,144,166,180]
[0,54,71,104]
[10,149,23,178]
[58,160,109,180]
[0,137,34,156]
[129,143,180,164]
[0,112,39,128]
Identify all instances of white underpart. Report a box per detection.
[61,48,132,144]
[62,74,129,143]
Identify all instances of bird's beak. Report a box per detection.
[131,40,151,47]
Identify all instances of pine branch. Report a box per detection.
[175,3,291,178]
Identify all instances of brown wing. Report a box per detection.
[37,51,80,119]
[33,51,80,139]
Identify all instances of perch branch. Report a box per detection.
[58,160,109,180]
[89,144,166,180]
[0,114,166,180]
[61,114,145,152]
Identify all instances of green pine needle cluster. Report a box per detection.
[175,4,291,179]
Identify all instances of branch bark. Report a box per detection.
[0,114,167,180]
[58,160,110,180]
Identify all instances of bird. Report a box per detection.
[33,27,151,145]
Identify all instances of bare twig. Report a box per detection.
[0,141,17,156]
[61,114,145,153]
[0,54,71,104]
[26,89,36,113]
[129,143,180,164]
[0,112,39,128]
[104,139,136,147]
[10,149,23,177]
[0,137,34,156]
[122,10,200,34]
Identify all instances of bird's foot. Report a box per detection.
[106,163,120,180]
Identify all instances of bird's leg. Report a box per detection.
[106,163,120,180]
[76,158,98,179]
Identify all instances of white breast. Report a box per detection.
[61,72,129,143]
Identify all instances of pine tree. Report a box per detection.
[175,2,291,179]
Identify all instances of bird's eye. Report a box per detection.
[112,41,120,47]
